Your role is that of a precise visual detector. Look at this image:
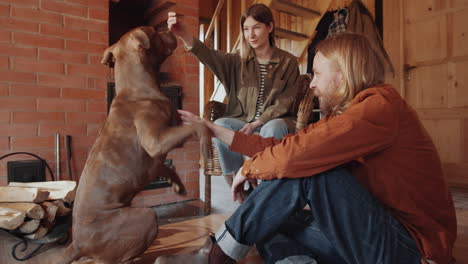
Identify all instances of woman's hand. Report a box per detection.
[239,120,263,135]
[167,12,193,47]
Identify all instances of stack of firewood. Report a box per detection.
[0,181,76,240]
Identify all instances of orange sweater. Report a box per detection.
[231,84,456,264]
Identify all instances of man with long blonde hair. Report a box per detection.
[156,33,456,264]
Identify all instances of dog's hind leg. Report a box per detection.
[94,207,159,263]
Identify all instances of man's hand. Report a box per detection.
[232,169,249,203]
[239,120,263,135]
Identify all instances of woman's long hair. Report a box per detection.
[239,4,276,61]
[316,32,387,115]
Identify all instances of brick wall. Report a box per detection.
[0,0,201,208]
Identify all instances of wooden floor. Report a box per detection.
[137,214,262,264]
[141,188,468,264]
[1,189,468,263]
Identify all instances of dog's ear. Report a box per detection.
[101,45,115,67]
[159,31,177,56]
[130,29,151,50]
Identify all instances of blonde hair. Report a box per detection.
[316,32,387,115]
[239,4,276,61]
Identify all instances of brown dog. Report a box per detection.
[55,26,211,264]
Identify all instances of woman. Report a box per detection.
[167,4,300,185]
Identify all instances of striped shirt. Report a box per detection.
[255,63,268,119]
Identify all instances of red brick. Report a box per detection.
[37,98,85,112]
[87,101,106,112]
[0,83,7,96]
[87,123,102,136]
[66,112,106,124]
[88,54,104,65]
[88,7,107,21]
[70,134,97,147]
[0,111,10,123]
[178,0,199,7]
[66,40,107,53]
[5,0,39,8]
[41,24,88,41]
[64,16,107,32]
[184,53,200,65]
[62,88,105,100]
[41,0,88,17]
[13,32,64,49]
[89,31,107,44]
[0,56,8,69]
[67,63,107,77]
[11,136,54,149]
[0,176,7,186]
[184,150,200,162]
[0,124,37,136]
[181,103,198,114]
[0,17,39,33]
[13,57,64,74]
[86,77,94,89]
[38,73,87,88]
[0,70,36,83]
[0,97,36,110]
[39,49,87,64]
[10,84,60,98]
[0,31,10,43]
[12,7,63,25]
[0,4,9,17]
[65,0,107,9]
[94,78,107,89]
[0,43,37,58]
[39,123,86,136]
[185,64,199,75]
[13,111,64,123]
[0,137,8,150]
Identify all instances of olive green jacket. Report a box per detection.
[188,38,300,131]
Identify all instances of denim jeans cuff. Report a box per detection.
[215,225,251,261]
[275,255,318,264]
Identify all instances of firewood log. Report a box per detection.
[0,202,45,220]
[0,207,25,230]
[8,181,77,203]
[18,219,40,234]
[24,225,47,240]
[52,200,72,216]
[41,202,58,223]
[0,187,49,203]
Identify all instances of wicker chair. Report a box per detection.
[202,73,315,214]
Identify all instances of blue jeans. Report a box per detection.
[215,167,421,264]
[213,118,289,176]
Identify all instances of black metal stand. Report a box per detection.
[10,216,71,261]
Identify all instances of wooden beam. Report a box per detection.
[271,0,320,18]
[275,27,308,41]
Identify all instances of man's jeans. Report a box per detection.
[213,118,289,176]
[215,167,421,264]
